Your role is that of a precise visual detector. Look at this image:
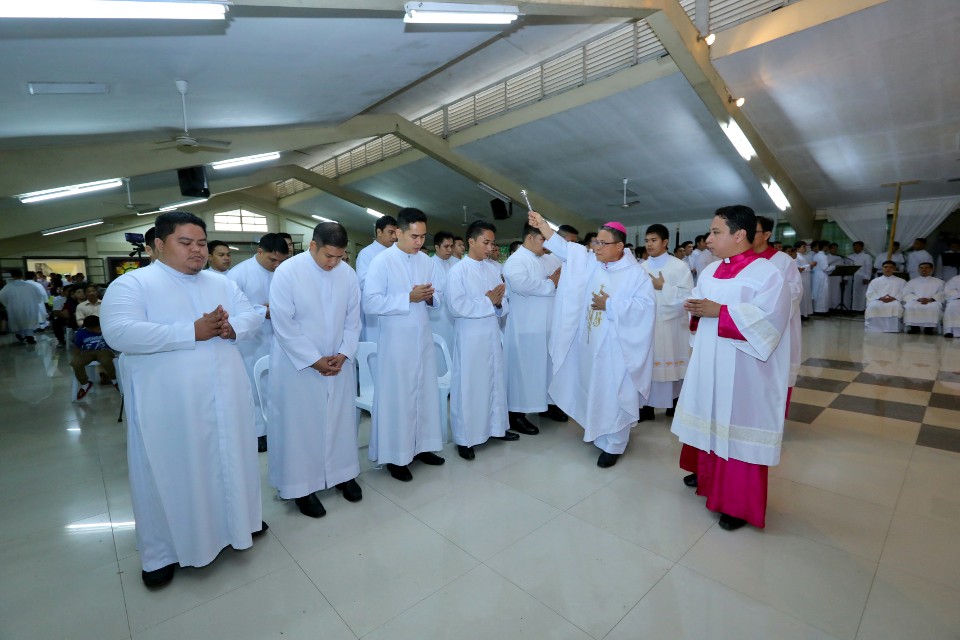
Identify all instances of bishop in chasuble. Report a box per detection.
[673,206,791,531]
[528,211,655,468]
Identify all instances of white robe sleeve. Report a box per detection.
[227,266,268,320]
[226,281,263,343]
[726,266,791,362]
[503,256,555,297]
[268,264,323,371]
[604,272,656,394]
[656,262,694,321]
[100,275,197,354]
[447,265,497,319]
[362,254,411,317]
[902,282,919,303]
[339,275,362,360]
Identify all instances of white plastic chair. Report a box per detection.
[253,355,270,427]
[354,342,377,424]
[433,333,453,443]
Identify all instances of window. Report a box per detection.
[213,209,268,232]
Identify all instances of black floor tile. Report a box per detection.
[794,375,850,393]
[928,393,960,411]
[829,395,926,423]
[786,402,825,424]
[916,424,960,454]
[801,358,865,372]
[852,372,935,392]
[937,371,960,384]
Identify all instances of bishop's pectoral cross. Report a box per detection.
[587,284,604,343]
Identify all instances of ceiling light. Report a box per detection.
[19,178,122,204]
[764,180,790,211]
[729,96,746,107]
[782,228,796,237]
[41,219,104,236]
[28,82,110,95]
[697,33,715,46]
[477,182,510,202]
[312,215,338,223]
[0,1,228,20]
[211,152,281,170]
[159,198,207,211]
[228,245,239,250]
[366,208,384,218]
[136,210,161,216]
[403,2,518,24]
[719,120,756,161]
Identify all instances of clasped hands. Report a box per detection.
[683,298,722,318]
[312,354,347,377]
[486,283,506,307]
[410,283,435,304]
[194,305,236,341]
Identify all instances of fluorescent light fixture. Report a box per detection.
[312,215,338,223]
[18,177,122,204]
[764,180,790,211]
[136,210,161,217]
[211,152,280,170]
[228,245,239,250]
[41,219,104,236]
[782,228,796,237]
[159,198,207,211]
[477,182,510,202]
[1,1,228,20]
[366,208,384,218]
[28,82,110,95]
[719,120,756,161]
[66,521,136,531]
[66,427,82,432]
[403,2,518,24]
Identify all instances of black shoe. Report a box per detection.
[665,399,678,418]
[683,473,698,487]
[946,332,954,338]
[142,563,176,588]
[386,463,413,481]
[924,327,935,335]
[294,493,326,518]
[252,521,269,538]
[457,445,475,460]
[907,326,920,334]
[494,431,520,441]
[637,405,656,422]
[508,412,540,434]
[257,436,268,452]
[414,452,445,465]
[538,405,568,423]
[24,336,36,345]
[718,513,747,531]
[336,479,363,502]
[15,333,24,343]
[597,451,620,468]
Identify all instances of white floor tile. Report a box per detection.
[0,477,108,543]
[857,565,960,640]
[895,446,960,526]
[880,509,960,591]
[358,455,486,511]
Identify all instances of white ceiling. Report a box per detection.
[1,0,958,244]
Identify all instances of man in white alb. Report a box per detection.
[847,241,873,312]
[355,215,398,343]
[0,268,47,344]
[206,240,232,274]
[811,241,834,314]
[864,261,906,333]
[874,241,905,274]
[902,262,944,335]
[905,238,934,280]
[428,230,457,353]
[794,241,813,319]
[943,274,960,338]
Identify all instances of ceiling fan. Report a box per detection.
[105,178,154,214]
[606,178,641,209]
[154,80,231,153]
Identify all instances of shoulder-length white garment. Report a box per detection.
[795,253,814,317]
[100,261,263,572]
[362,245,444,465]
[267,253,361,499]
[356,241,387,343]
[503,246,557,413]
[227,256,274,438]
[902,276,945,326]
[0,281,46,332]
[671,256,791,466]
[767,251,803,386]
[865,276,906,318]
[848,252,874,312]
[447,257,509,447]
[545,235,655,444]
[811,250,835,312]
[640,253,693,388]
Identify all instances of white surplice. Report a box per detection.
[0,280,46,334]
[864,275,905,333]
[640,253,692,407]
[671,254,791,466]
[356,241,388,343]
[765,250,803,386]
[545,234,655,454]
[503,246,558,413]
[847,251,874,312]
[100,261,263,572]
[902,276,945,327]
[906,249,934,280]
[942,276,960,334]
[811,250,835,313]
[428,254,457,355]
[795,252,813,317]
[874,251,905,272]
[267,252,361,499]
[694,249,719,284]
[447,256,509,447]
[226,256,275,437]
[362,244,444,465]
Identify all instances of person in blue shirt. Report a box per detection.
[71,315,117,399]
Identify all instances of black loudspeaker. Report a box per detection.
[177,166,210,199]
[490,198,512,220]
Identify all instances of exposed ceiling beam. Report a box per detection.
[229,0,659,17]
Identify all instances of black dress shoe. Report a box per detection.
[907,326,921,334]
[924,327,935,335]
[494,431,520,441]
[597,451,620,468]
[457,445,475,460]
[252,521,269,538]
[665,399,678,418]
[294,493,326,518]
[718,514,747,531]
[387,463,413,481]
[637,406,656,422]
[683,473,698,487]
[142,563,176,588]
[414,451,445,465]
[257,436,268,452]
[508,412,540,434]
[538,405,568,422]
[24,336,36,345]
[945,332,954,338]
[336,479,363,502]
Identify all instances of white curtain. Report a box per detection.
[895,197,960,247]
[824,196,960,257]
[824,203,888,256]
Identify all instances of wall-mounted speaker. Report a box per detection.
[177,166,210,199]
[490,198,512,220]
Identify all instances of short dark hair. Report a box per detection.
[433,230,454,248]
[277,232,292,241]
[599,225,626,244]
[312,222,348,249]
[695,234,705,244]
[794,241,807,249]
[557,224,579,237]
[207,240,228,253]
[155,211,206,243]
[757,216,774,233]
[509,240,521,254]
[466,219,496,242]
[583,232,597,246]
[9,267,23,279]
[25,271,36,280]
[919,261,934,269]
[714,205,757,243]
[681,240,693,248]
[522,223,543,239]
[645,224,669,242]
[258,233,289,254]
[396,208,427,231]
[375,215,398,233]
[829,242,839,249]
[882,260,896,267]
[145,226,156,250]
[853,241,864,248]
[914,238,926,245]
[453,236,464,244]
[82,315,100,329]
[893,241,901,248]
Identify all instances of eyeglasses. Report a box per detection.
[591,240,620,248]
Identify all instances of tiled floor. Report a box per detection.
[1,317,958,640]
